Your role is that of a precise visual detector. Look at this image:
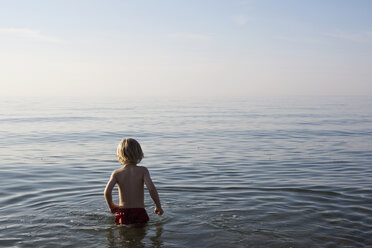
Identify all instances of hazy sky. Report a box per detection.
[1,0,371,97]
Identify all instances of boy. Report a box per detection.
[104,138,163,225]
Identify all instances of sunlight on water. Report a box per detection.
[0,96,372,247]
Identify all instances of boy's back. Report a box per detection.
[114,164,146,208]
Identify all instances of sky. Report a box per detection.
[0,0,371,97]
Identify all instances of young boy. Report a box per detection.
[104,138,163,225]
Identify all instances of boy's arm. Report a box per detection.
[144,168,163,215]
[104,171,119,213]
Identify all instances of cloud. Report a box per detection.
[168,32,213,42]
[0,28,63,43]
[324,30,372,43]
[275,35,322,44]
[232,15,249,26]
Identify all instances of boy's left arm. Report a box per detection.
[104,171,119,213]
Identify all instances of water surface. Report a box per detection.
[1,96,371,247]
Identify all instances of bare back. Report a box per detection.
[114,165,146,208]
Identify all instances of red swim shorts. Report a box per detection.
[114,208,149,225]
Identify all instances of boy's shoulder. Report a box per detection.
[111,167,125,176]
[135,165,150,176]
[111,168,120,177]
[137,165,149,172]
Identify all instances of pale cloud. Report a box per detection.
[168,32,213,42]
[0,28,63,43]
[324,30,372,43]
[276,35,322,44]
[232,15,249,26]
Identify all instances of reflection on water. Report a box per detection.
[0,96,371,247]
[107,226,146,248]
[106,223,163,248]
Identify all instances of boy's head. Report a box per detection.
[117,138,144,165]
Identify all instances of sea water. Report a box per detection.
[0,96,371,247]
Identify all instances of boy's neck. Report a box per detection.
[124,162,137,167]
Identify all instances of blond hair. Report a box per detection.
[117,138,144,165]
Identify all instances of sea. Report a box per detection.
[0,96,371,248]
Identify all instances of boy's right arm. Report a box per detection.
[144,167,163,215]
[104,171,119,213]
